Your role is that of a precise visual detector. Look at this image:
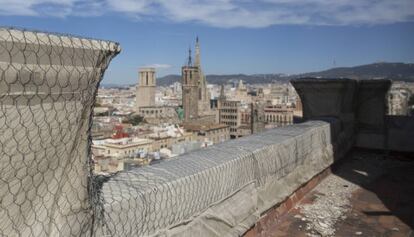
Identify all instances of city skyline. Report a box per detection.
[1,0,414,84]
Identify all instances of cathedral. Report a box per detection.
[181,37,211,122]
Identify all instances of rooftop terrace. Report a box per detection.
[0,28,413,237]
[245,150,414,236]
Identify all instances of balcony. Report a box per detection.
[1,28,413,237]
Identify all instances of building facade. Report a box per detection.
[183,123,230,145]
[388,84,412,115]
[138,106,180,124]
[150,132,195,151]
[218,100,242,138]
[97,138,154,157]
[264,105,294,127]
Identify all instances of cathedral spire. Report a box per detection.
[219,84,226,101]
[187,46,192,66]
[195,36,201,68]
[237,80,244,90]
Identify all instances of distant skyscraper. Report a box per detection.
[181,37,211,121]
[136,67,156,111]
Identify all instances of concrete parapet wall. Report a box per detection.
[355,80,391,150]
[95,121,340,236]
[291,79,358,158]
[291,78,358,122]
[291,78,411,152]
[0,28,120,236]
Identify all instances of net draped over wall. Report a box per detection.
[0,28,120,236]
[94,121,335,237]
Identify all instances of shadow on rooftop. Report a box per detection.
[330,148,414,230]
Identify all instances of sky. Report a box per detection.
[1,0,414,85]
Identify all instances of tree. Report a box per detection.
[126,114,144,126]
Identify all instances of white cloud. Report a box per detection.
[0,0,99,17]
[106,0,150,13]
[1,0,413,27]
[142,64,172,69]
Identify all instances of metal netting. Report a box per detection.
[91,120,334,237]
[0,27,120,236]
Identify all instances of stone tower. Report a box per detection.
[182,48,199,121]
[219,84,226,102]
[182,37,212,121]
[136,67,156,111]
[194,37,211,113]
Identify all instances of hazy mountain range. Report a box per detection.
[159,63,414,86]
[102,63,414,87]
[300,62,414,80]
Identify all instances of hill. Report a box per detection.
[299,63,414,80]
[155,62,414,86]
[156,74,182,86]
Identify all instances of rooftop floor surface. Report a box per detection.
[268,150,414,237]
